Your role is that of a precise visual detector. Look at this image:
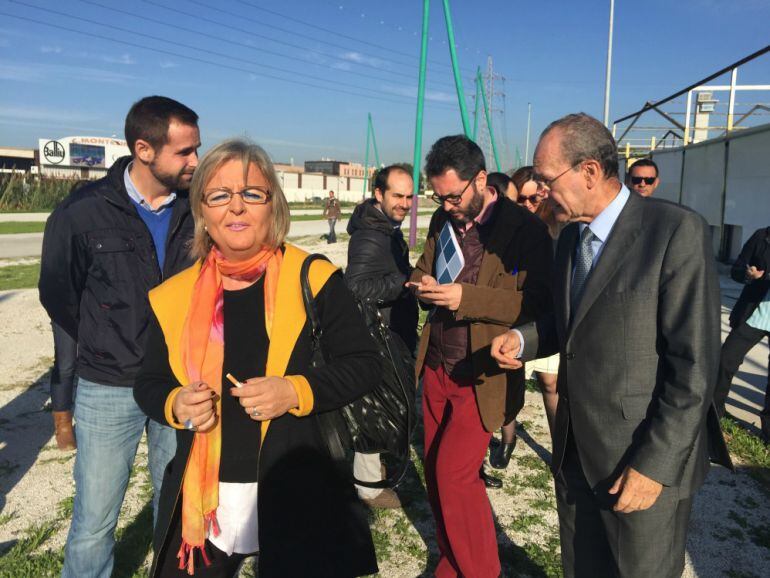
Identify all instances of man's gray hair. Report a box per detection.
[541,113,619,179]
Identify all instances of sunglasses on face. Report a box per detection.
[517,194,541,205]
[630,176,656,186]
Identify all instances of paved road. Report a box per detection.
[0,214,434,259]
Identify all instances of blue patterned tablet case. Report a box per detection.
[435,220,465,284]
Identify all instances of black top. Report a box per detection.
[220,278,267,482]
[345,199,419,352]
[729,226,770,328]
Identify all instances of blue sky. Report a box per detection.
[1,0,769,168]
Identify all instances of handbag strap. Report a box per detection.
[300,253,413,489]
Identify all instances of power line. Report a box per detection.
[0,9,457,109]
[76,0,426,88]
[8,0,431,102]
[142,0,462,90]
[235,0,476,76]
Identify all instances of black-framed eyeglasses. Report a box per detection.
[430,171,480,205]
[630,176,656,185]
[534,162,581,191]
[203,186,272,207]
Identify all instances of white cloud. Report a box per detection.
[339,51,384,68]
[0,60,136,84]
[101,53,135,65]
[159,60,178,69]
[382,85,456,103]
[0,104,102,124]
[40,45,62,54]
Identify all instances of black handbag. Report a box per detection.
[300,254,416,488]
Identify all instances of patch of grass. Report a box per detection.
[522,534,563,578]
[748,524,770,551]
[0,262,40,290]
[727,510,749,529]
[525,469,554,492]
[0,519,63,577]
[112,501,153,578]
[368,509,392,564]
[0,511,16,527]
[725,570,760,578]
[0,460,19,477]
[38,454,75,465]
[529,491,557,512]
[721,417,770,497]
[517,454,549,472]
[722,417,770,464]
[509,513,546,533]
[525,378,540,393]
[0,222,46,234]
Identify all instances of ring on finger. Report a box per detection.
[184,418,197,432]
[251,406,261,417]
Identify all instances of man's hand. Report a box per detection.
[608,466,663,513]
[409,275,463,311]
[746,265,765,281]
[491,330,523,370]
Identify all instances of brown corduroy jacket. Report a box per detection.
[410,197,554,431]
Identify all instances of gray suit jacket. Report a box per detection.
[520,192,732,497]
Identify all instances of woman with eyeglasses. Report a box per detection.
[134,139,380,577]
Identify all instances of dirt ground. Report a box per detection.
[0,237,768,576]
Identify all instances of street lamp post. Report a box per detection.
[603,0,615,126]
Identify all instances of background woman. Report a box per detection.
[135,139,380,577]
[509,166,560,433]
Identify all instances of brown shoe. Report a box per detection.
[362,488,402,509]
[53,411,76,451]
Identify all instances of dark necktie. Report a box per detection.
[571,226,595,309]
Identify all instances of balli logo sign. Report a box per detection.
[43,140,65,165]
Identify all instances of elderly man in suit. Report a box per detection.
[491,113,732,578]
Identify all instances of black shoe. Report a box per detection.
[489,438,516,469]
[480,468,502,489]
[760,412,770,443]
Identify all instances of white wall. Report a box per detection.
[650,149,682,203]
[724,127,770,251]
[277,172,367,202]
[680,140,724,226]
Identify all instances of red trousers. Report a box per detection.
[423,365,500,578]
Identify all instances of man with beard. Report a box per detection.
[345,164,418,509]
[39,96,200,578]
[409,135,553,578]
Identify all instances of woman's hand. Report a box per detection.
[230,376,299,421]
[172,381,218,433]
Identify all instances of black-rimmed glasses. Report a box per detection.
[430,172,480,205]
[203,187,272,207]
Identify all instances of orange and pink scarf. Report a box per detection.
[177,246,282,574]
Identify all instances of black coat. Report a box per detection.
[38,156,195,387]
[728,226,770,328]
[135,270,380,578]
[345,199,418,352]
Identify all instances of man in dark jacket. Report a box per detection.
[345,164,418,508]
[714,226,770,439]
[38,96,200,578]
